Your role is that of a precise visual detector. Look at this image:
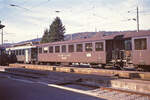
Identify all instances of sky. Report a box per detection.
[0,0,150,43]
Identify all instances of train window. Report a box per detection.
[62,45,66,53]
[49,46,53,53]
[39,47,42,53]
[19,50,21,55]
[17,50,18,55]
[134,38,147,50]
[76,44,83,52]
[125,39,132,50]
[43,47,48,53]
[22,49,25,55]
[68,45,74,52]
[11,50,14,54]
[10,51,13,54]
[85,43,93,52]
[11,51,13,54]
[16,50,19,55]
[14,50,16,55]
[95,42,104,51]
[12,50,15,54]
[55,46,60,53]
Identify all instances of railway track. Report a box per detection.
[7,64,150,94]
[1,72,149,100]
[88,87,150,100]
[2,65,150,100]
[59,82,150,100]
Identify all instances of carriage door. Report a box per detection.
[106,35,124,63]
[106,40,114,63]
[25,49,29,63]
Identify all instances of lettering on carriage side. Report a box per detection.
[58,54,71,59]
[98,57,102,62]
[139,60,145,65]
[62,57,67,60]
[43,47,48,50]
[86,53,91,57]
[140,51,142,57]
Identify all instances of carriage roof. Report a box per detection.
[37,30,150,47]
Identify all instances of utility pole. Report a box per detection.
[71,34,72,40]
[2,28,3,45]
[0,21,5,46]
[137,6,139,32]
[128,6,140,32]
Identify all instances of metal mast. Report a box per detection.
[0,21,5,45]
[137,6,139,32]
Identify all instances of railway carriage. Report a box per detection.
[6,30,150,70]
[37,31,150,70]
[0,47,12,65]
[6,43,38,64]
[103,31,150,69]
[37,38,106,66]
[131,32,150,70]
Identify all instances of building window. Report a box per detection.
[62,45,66,53]
[76,44,83,52]
[39,47,42,53]
[43,47,48,53]
[134,38,147,50]
[22,49,25,55]
[85,43,93,52]
[95,42,104,51]
[55,46,60,53]
[49,46,53,53]
[68,45,74,52]
[125,39,132,50]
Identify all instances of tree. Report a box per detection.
[40,28,49,43]
[49,17,65,42]
[41,17,65,43]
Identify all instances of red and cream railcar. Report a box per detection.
[6,42,38,64]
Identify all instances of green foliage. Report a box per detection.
[40,17,65,43]
[40,28,49,43]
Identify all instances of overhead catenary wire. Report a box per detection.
[9,4,31,11]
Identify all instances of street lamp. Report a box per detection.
[0,21,5,46]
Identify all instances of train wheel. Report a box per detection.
[136,65,150,72]
[97,64,105,69]
[34,61,39,65]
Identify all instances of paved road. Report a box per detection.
[0,77,104,100]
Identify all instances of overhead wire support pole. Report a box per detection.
[137,6,139,32]
[2,28,3,45]
[0,21,5,46]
